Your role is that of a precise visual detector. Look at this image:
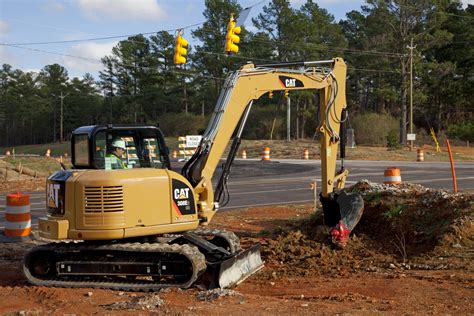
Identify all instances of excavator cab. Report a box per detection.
[71,125,171,170]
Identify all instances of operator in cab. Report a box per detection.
[106,139,128,169]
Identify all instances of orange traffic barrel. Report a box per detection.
[261,147,270,161]
[242,150,247,159]
[383,167,402,184]
[45,149,51,157]
[5,192,31,237]
[303,149,309,160]
[172,150,177,158]
[417,149,424,162]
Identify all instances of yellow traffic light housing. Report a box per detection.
[284,90,289,98]
[174,31,188,65]
[268,91,273,99]
[225,15,241,54]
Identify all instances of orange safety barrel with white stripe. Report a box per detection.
[383,167,402,184]
[417,149,424,162]
[5,192,31,237]
[303,149,309,160]
[45,149,51,157]
[242,150,247,159]
[261,147,270,161]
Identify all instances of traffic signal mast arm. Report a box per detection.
[182,58,349,223]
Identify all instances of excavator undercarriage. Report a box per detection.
[24,229,262,290]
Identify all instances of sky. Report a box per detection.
[0,0,471,79]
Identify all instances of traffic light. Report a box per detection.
[225,15,241,54]
[174,31,188,65]
[284,90,289,98]
[268,91,273,99]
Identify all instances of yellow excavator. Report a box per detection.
[24,58,363,290]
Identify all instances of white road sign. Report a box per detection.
[186,135,202,148]
[407,133,416,141]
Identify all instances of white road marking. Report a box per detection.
[411,176,474,184]
[221,199,315,210]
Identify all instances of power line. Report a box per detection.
[4,21,207,47]
[0,43,103,64]
[2,42,402,76]
[3,0,267,47]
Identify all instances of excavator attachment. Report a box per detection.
[336,190,364,231]
[182,230,263,289]
[206,243,264,289]
[320,190,364,248]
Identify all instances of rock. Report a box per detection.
[389,263,396,269]
[196,289,242,302]
[86,292,93,297]
[101,293,164,311]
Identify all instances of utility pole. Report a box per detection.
[407,38,416,150]
[59,91,68,143]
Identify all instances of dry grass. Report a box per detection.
[236,140,474,161]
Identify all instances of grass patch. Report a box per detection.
[4,157,63,174]
[383,205,404,219]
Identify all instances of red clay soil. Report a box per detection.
[0,182,473,314]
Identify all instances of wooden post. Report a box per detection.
[446,139,457,193]
[311,180,318,212]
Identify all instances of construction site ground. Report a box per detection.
[0,181,472,314]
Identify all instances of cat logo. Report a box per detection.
[285,78,296,87]
[174,188,190,200]
[47,183,60,208]
[279,76,304,88]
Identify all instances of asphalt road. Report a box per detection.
[1,159,473,230]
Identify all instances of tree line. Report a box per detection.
[1,0,472,147]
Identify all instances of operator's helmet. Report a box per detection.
[112,139,126,150]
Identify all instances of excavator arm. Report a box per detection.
[182,58,363,246]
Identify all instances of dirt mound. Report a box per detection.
[259,181,473,279]
[352,180,473,257]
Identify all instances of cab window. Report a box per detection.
[74,134,89,167]
[93,130,166,170]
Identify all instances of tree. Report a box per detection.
[192,0,242,100]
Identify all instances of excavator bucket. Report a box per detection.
[321,190,364,248]
[336,190,364,231]
[204,243,264,289]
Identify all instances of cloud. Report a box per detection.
[0,46,16,65]
[64,41,117,74]
[462,0,474,7]
[289,0,364,5]
[0,20,10,35]
[41,0,66,13]
[78,0,166,21]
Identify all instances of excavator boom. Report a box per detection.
[182,58,364,244]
